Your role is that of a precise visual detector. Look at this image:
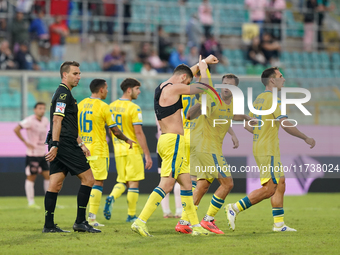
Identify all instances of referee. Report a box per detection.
[43,61,100,233]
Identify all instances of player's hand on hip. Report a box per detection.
[305,137,316,149]
[81,144,91,157]
[126,139,136,149]
[45,147,58,162]
[232,135,239,149]
[25,142,35,150]
[205,54,219,65]
[145,155,153,170]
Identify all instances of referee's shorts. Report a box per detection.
[49,136,90,176]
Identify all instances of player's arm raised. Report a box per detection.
[190,54,219,76]
[278,117,315,148]
[134,125,153,170]
[172,55,210,96]
[110,126,136,149]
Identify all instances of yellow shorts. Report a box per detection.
[254,155,284,185]
[89,157,109,181]
[184,138,198,177]
[115,154,144,183]
[158,133,189,179]
[195,152,231,183]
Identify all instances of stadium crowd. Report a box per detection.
[0,0,337,73]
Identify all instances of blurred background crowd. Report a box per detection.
[0,0,339,76]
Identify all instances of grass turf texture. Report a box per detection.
[0,193,339,255]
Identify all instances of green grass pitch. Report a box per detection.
[0,193,339,255]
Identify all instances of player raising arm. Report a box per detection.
[131,55,219,237]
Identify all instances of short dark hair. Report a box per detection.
[173,64,193,80]
[120,78,141,92]
[261,67,279,86]
[222,73,239,86]
[60,61,80,78]
[34,102,46,109]
[90,79,107,93]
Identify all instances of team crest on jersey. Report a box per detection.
[59,93,67,100]
[56,102,66,113]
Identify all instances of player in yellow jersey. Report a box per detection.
[131,55,219,237]
[178,74,252,234]
[78,79,134,227]
[104,78,153,223]
[226,67,316,232]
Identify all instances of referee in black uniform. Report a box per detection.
[43,61,100,233]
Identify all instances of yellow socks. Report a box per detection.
[110,183,126,200]
[272,207,284,224]
[206,194,224,218]
[89,185,103,216]
[180,190,199,226]
[127,188,139,216]
[234,196,252,213]
[139,187,165,222]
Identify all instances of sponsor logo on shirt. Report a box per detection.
[138,113,143,121]
[56,102,66,113]
[59,93,67,100]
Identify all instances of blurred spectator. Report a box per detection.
[261,33,281,65]
[0,40,16,70]
[267,0,286,40]
[16,0,34,14]
[304,0,318,51]
[158,26,172,62]
[49,16,69,61]
[168,44,188,69]
[141,61,157,90]
[187,46,199,67]
[103,44,125,72]
[14,42,40,70]
[179,0,188,5]
[88,1,104,33]
[50,0,69,16]
[33,1,46,14]
[148,49,167,72]
[198,0,213,38]
[138,42,151,63]
[29,8,50,60]
[123,0,132,39]
[0,0,8,33]
[103,0,116,36]
[247,36,266,65]
[10,11,30,53]
[200,34,223,60]
[141,61,157,76]
[186,14,203,48]
[245,0,268,38]
[316,0,336,50]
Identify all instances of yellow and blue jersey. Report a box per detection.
[249,90,287,156]
[195,95,234,154]
[182,94,200,142]
[109,98,143,156]
[78,97,116,158]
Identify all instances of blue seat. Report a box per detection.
[28,93,37,108]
